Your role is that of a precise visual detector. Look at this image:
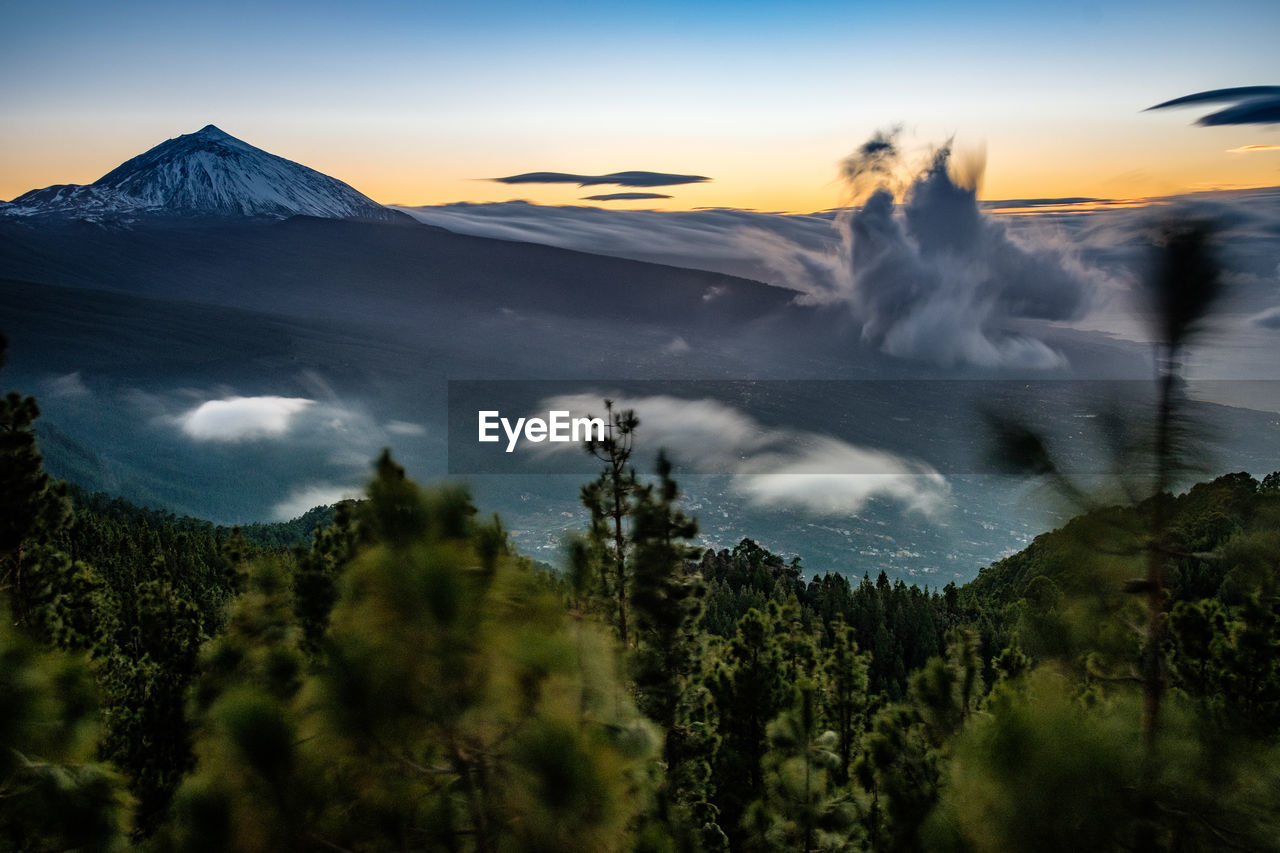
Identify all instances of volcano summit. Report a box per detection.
[3,125,402,223]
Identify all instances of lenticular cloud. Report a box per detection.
[180,396,314,441]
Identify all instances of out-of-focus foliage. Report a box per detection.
[926,667,1142,853]
[929,663,1280,852]
[166,451,658,852]
[0,617,133,851]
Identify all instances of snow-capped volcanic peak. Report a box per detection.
[6,125,399,222]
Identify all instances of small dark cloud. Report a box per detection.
[581,192,673,201]
[1146,86,1280,126]
[492,172,589,185]
[840,125,903,199]
[492,171,711,188]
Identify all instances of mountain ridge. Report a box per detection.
[4,125,404,223]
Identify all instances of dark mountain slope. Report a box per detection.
[0,215,796,331]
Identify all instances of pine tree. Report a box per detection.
[751,679,859,853]
[291,497,357,656]
[0,333,80,639]
[707,607,790,849]
[1134,224,1223,847]
[581,400,641,646]
[976,221,1229,853]
[629,452,720,848]
[856,631,982,853]
[165,556,309,853]
[96,553,204,836]
[822,618,870,786]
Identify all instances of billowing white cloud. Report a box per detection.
[828,136,1103,368]
[537,393,948,516]
[180,396,314,441]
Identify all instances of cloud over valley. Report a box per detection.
[535,393,950,516]
[178,396,315,442]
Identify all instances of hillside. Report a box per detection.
[963,470,1280,609]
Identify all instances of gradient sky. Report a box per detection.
[2,0,1278,212]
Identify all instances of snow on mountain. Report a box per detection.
[5,125,401,223]
[8,184,137,218]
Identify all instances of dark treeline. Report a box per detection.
[6,316,1280,851]
[699,540,959,701]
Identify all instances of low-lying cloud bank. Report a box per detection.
[412,133,1109,369]
[398,201,843,285]
[536,393,949,516]
[401,167,1280,372]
